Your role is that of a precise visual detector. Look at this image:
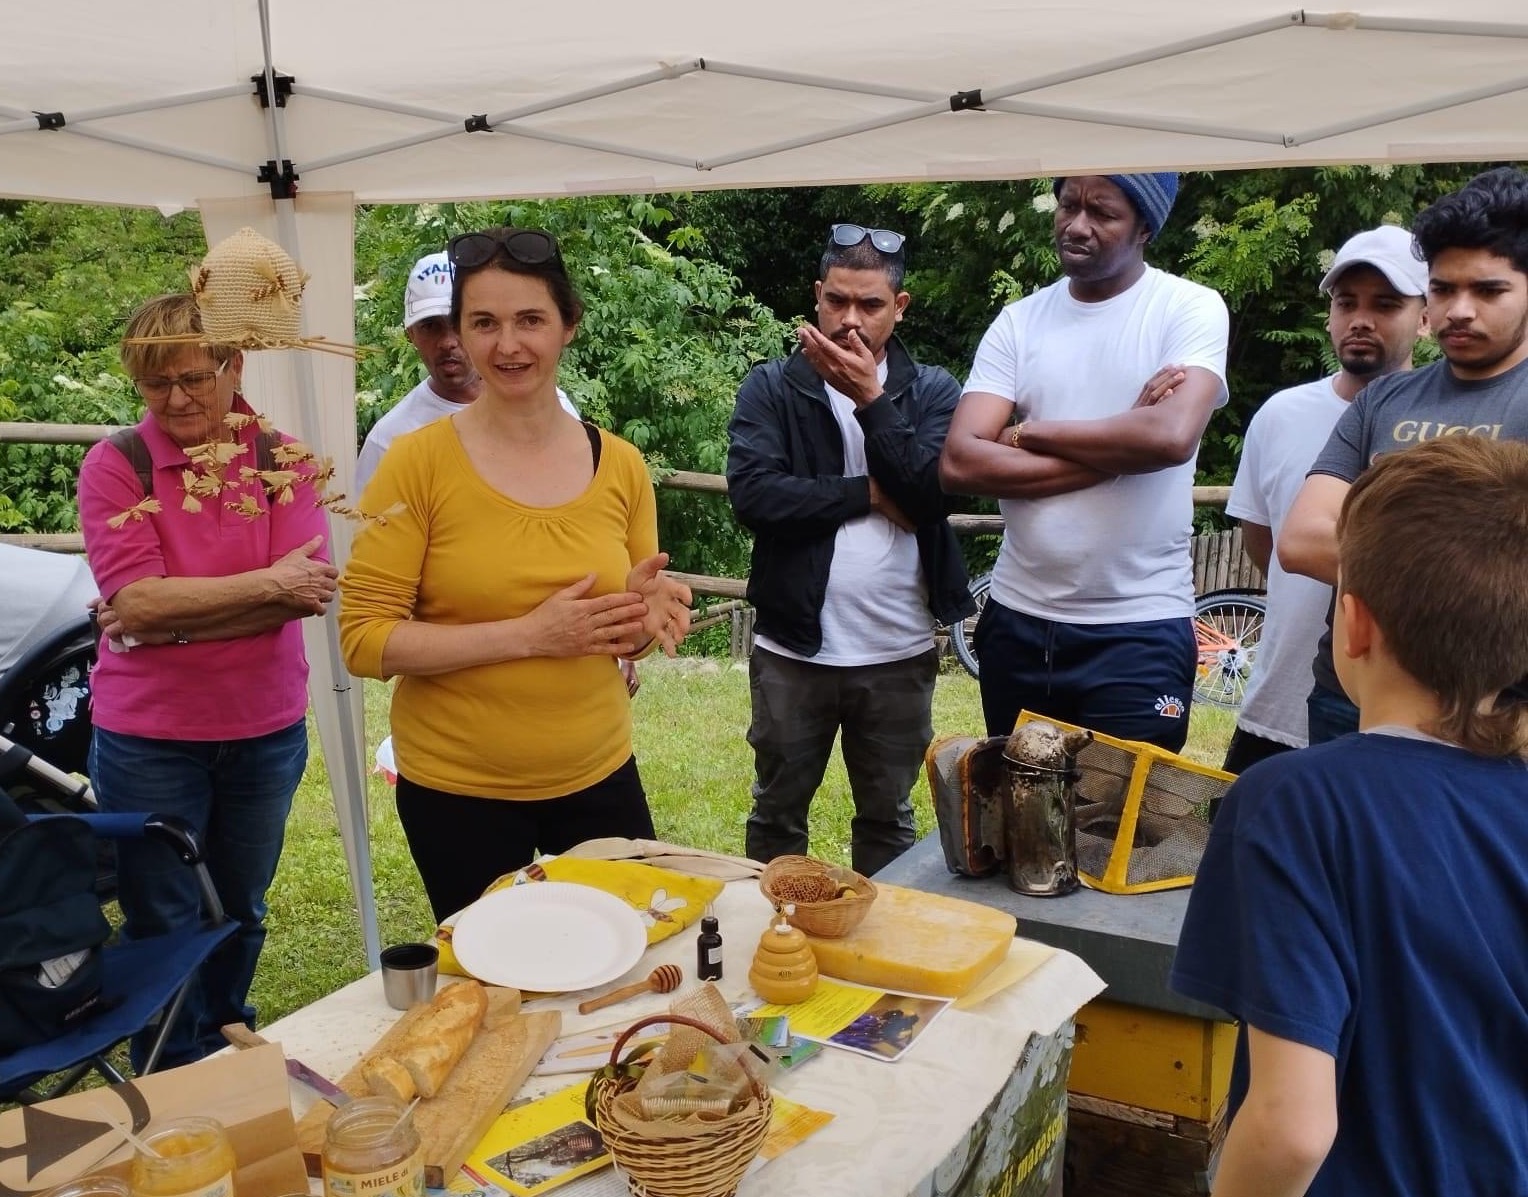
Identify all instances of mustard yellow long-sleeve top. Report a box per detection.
[339,418,656,798]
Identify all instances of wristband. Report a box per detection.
[1008,422,1026,448]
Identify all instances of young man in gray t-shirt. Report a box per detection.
[1281,167,1528,741]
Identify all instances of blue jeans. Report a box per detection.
[1307,683,1360,745]
[89,719,307,1068]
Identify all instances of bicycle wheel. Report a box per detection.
[1192,590,1267,710]
[950,574,991,680]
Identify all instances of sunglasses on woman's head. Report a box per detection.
[447,228,561,270]
[829,224,906,254]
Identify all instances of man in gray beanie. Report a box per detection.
[941,173,1230,750]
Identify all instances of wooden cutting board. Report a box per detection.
[294,1006,561,1187]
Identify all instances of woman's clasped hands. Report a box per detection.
[528,552,692,660]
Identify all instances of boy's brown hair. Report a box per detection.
[119,294,238,380]
[1338,435,1528,758]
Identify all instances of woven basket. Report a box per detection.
[759,855,876,938]
[588,1014,772,1197]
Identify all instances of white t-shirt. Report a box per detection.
[1226,376,1348,748]
[964,267,1229,623]
[0,545,98,673]
[356,380,578,493]
[755,361,933,667]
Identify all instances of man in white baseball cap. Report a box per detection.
[356,250,577,491]
[1219,225,1428,778]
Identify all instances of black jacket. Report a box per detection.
[726,336,975,657]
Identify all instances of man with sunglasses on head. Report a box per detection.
[727,224,974,877]
[941,174,1229,751]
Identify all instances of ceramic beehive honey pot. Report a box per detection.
[748,903,819,1004]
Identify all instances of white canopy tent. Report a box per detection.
[5,1,1528,962]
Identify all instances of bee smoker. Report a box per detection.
[1001,721,1093,897]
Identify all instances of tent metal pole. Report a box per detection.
[1289,73,1528,145]
[1302,12,1528,38]
[257,0,382,971]
[479,62,703,124]
[492,124,705,171]
[0,85,253,136]
[980,13,1303,98]
[49,127,253,175]
[985,99,1289,145]
[290,88,464,124]
[700,13,1303,170]
[298,63,706,175]
[46,86,254,125]
[701,100,950,170]
[302,126,468,174]
[701,61,934,102]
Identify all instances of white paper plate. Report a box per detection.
[450,881,647,992]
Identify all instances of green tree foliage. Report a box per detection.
[354,196,791,579]
[0,202,205,531]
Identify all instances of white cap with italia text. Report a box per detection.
[403,251,453,329]
[1318,225,1428,297]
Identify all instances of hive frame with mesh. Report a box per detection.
[1014,711,1233,895]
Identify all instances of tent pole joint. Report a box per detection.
[252,72,295,109]
[258,159,300,199]
[949,88,985,112]
[33,111,65,130]
[464,113,491,133]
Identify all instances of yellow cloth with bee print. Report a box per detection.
[435,856,724,979]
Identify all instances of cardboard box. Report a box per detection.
[0,1043,309,1197]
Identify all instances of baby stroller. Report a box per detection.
[0,614,110,893]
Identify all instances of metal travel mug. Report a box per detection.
[379,942,439,1009]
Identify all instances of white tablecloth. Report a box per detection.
[261,879,1103,1197]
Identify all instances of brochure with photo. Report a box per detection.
[463,1081,609,1196]
[745,978,952,1063]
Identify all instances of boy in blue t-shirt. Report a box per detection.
[1172,436,1528,1196]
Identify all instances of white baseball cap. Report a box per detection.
[403,251,454,329]
[1318,225,1428,297]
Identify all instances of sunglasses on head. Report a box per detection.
[447,228,561,271]
[829,224,906,254]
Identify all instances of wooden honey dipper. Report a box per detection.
[577,964,683,1015]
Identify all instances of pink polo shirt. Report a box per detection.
[78,400,328,741]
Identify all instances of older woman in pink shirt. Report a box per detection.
[78,293,336,1067]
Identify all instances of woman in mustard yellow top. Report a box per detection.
[339,228,692,920]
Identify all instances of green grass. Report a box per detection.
[249,661,1235,1026]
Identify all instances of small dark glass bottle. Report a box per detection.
[696,914,724,981]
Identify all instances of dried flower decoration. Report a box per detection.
[107,498,163,529]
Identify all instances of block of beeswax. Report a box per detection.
[802,882,1015,997]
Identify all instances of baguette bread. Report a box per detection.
[362,1054,415,1103]
[394,980,489,1098]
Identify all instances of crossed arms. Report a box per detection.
[938,365,1224,499]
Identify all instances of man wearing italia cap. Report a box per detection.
[356,250,576,492]
[941,172,1230,750]
[1220,225,1427,775]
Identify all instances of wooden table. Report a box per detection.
[260,874,1102,1197]
[877,835,1237,1196]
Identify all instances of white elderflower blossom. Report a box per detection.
[1031,193,1058,214]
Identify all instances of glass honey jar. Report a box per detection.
[44,1175,131,1197]
[128,1117,236,1197]
[321,1096,423,1197]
